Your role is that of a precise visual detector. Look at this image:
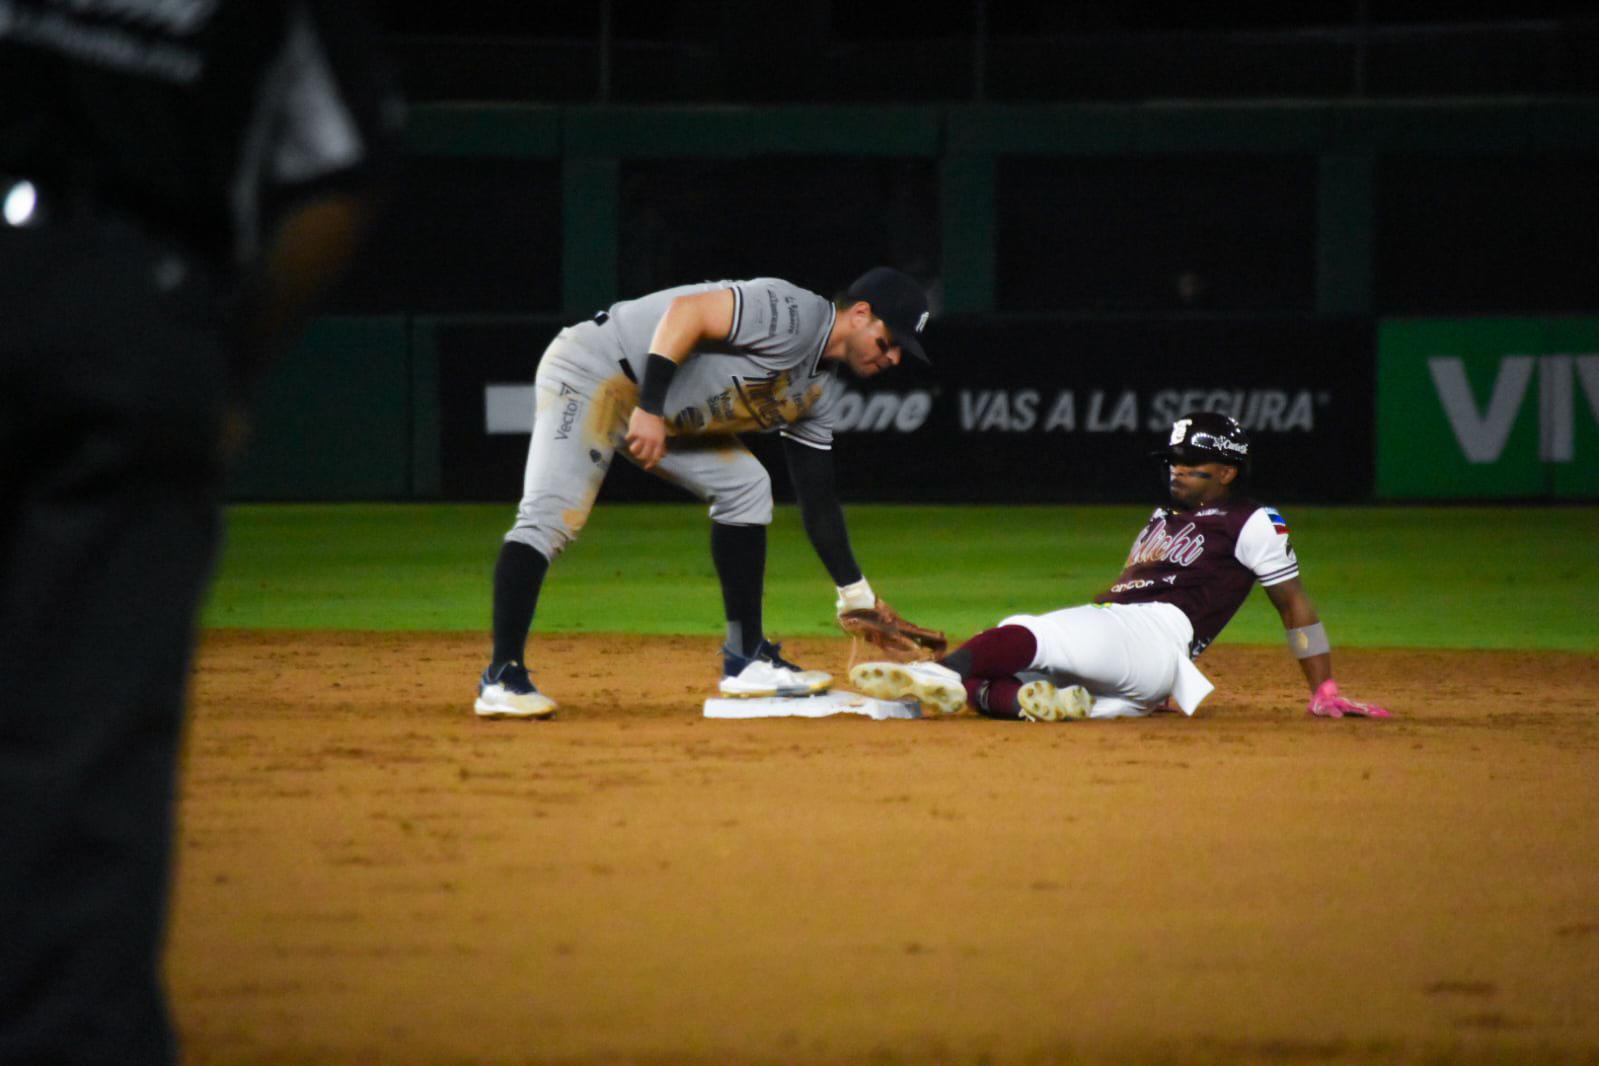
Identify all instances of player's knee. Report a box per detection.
[707,469,773,526]
[505,522,570,560]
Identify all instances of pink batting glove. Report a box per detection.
[1308,679,1391,719]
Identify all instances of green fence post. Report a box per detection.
[1316,154,1374,316]
[410,316,441,498]
[227,316,411,500]
[939,152,997,314]
[562,155,620,315]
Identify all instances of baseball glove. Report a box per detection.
[838,598,948,663]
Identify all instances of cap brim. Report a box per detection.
[894,328,930,365]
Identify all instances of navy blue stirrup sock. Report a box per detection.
[711,522,766,658]
[491,541,550,667]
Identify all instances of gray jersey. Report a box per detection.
[567,278,843,450]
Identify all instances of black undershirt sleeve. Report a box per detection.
[782,436,863,587]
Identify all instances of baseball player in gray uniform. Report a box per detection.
[476,267,935,719]
[852,412,1391,722]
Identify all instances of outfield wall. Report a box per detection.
[231,312,1599,503]
[1376,317,1599,500]
[231,99,1599,503]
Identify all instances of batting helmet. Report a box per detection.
[1153,411,1251,471]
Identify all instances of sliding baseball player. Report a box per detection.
[852,412,1391,722]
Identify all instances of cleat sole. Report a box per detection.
[1016,681,1092,722]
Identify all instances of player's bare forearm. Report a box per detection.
[1264,577,1389,717]
[631,290,734,465]
[1295,651,1333,692]
[1265,579,1331,692]
[647,289,736,360]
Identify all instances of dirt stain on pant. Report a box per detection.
[591,373,637,447]
[560,373,638,537]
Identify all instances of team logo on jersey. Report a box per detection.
[1128,517,1206,567]
[1267,508,1290,534]
[733,373,786,428]
[731,371,814,429]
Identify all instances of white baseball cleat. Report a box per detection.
[719,640,832,698]
[848,660,966,715]
[475,661,557,719]
[1016,680,1092,722]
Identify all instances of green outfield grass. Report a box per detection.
[201,502,1598,651]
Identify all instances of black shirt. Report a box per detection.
[0,0,401,267]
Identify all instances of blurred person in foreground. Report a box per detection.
[0,2,401,1061]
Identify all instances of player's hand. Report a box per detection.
[625,408,668,469]
[1307,679,1390,719]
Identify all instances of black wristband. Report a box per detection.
[638,353,678,415]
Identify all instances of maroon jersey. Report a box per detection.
[1095,497,1299,656]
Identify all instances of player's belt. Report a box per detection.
[582,309,637,383]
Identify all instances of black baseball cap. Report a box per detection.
[845,267,932,364]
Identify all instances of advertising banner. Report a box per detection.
[437,316,1375,504]
[1377,317,1599,499]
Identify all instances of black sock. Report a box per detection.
[491,540,550,667]
[710,522,765,657]
[941,648,973,677]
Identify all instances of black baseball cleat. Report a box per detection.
[474,660,557,719]
[718,639,832,698]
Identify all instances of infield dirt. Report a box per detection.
[172,632,1599,1064]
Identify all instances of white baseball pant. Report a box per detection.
[504,331,773,560]
[1002,601,1215,718]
